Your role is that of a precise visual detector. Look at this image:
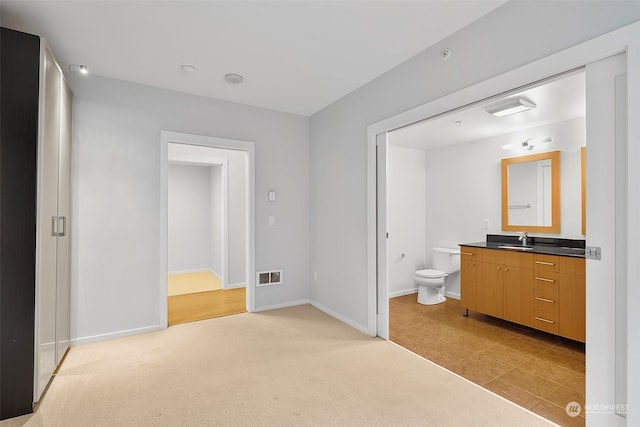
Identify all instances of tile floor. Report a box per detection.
[390,294,585,426]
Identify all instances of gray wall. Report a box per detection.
[69,75,309,343]
[168,164,212,272]
[309,1,640,330]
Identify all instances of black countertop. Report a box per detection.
[460,234,586,258]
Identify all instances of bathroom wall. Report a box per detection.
[387,145,426,297]
[418,116,585,298]
[168,164,212,273]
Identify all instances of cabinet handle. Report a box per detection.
[535,317,556,324]
[51,216,58,236]
[461,252,475,256]
[497,266,501,270]
[535,261,555,266]
[504,268,509,272]
[471,263,475,267]
[535,297,555,303]
[59,216,66,237]
[535,277,556,283]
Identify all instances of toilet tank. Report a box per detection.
[432,247,461,273]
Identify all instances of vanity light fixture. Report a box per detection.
[486,98,536,117]
[62,64,89,75]
[502,136,550,151]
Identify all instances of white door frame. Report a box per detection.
[367,21,640,425]
[160,131,256,328]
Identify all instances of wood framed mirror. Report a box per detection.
[501,150,561,233]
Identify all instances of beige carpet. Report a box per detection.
[167,271,222,296]
[2,305,554,427]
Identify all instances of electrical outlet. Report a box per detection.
[482,219,490,229]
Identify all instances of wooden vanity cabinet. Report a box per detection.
[460,246,585,343]
[459,247,478,311]
[558,257,586,342]
[476,249,534,325]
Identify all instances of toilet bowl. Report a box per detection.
[414,247,460,305]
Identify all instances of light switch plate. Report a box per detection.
[268,191,276,202]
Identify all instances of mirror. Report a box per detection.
[501,150,561,233]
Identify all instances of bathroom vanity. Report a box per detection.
[459,235,585,343]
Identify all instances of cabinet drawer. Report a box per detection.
[534,298,558,321]
[459,246,477,260]
[534,316,559,334]
[534,273,559,292]
[477,248,504,264]
[534,254,559,272]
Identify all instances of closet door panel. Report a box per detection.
[55,80,72,364]
[35,47,61,400]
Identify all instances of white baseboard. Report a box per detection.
[209,269,222,281]
[445,291,461,300]
[389,288,418,298]
[168,268,210,275]
[308,300,370,336]
[71,325,162,346]
[225,282,245,290]
[252,299,309,312]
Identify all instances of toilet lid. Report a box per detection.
[415,269,447,279]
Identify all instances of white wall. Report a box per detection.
[69,75,309,344]
[168,164,212,272]
[309,1,640,331]
[226,149,247,286]
[210,165,222,278]
[387,145,426,297]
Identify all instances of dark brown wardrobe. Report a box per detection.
[1,27,72,420]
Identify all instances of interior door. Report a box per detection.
[585,52,627,425]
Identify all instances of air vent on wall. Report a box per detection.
[256,270,283,287]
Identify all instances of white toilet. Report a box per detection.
[414,247,461,305]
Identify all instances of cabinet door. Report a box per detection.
[460,258,477,311]
[55,79,72,364]
[477,262,503,319]
[35,47,61,401]
[559,272,586,342]
[504,266,534,327]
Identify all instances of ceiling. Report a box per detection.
[0,1,506,116]
[388,70,586,150]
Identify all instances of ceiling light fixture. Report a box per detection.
[62,64,89,75]
[181,64,196,73]
[486,98,536,117]
[224,73,244,84]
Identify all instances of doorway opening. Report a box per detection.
[368,42,632,425]
[385,70,587,425]
[160,131,255,328]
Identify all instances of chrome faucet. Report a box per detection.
[518,231,528,246]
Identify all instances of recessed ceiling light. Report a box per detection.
[224,73,244,84]
[181,64,197,73]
